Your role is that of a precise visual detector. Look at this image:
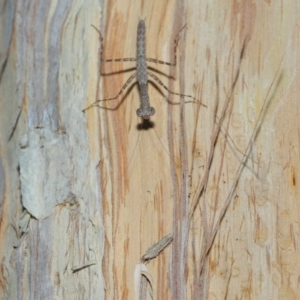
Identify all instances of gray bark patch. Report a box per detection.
[19,128,72,219]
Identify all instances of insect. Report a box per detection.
[83,20,205,119]
[141,233,173,263]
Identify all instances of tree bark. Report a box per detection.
[0,0,299,299]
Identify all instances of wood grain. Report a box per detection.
[0,0,299,299]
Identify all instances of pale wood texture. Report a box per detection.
[0,0,299,299]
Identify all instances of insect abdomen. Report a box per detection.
[137,20,147,85]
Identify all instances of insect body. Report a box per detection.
[83,20,204,118]
[136,20,155,119]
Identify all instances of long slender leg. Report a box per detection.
[92,25,136,63]
[102,58,137,63]
[144,24,187,67]
[147,72,206,106]
[82,73,137,112]
[92,24,186,66]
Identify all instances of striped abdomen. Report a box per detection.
[136,20,147,85]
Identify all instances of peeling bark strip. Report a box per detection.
[134,264,154,300]
[83,20,205,118]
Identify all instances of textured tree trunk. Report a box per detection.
[0,0,299,299]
